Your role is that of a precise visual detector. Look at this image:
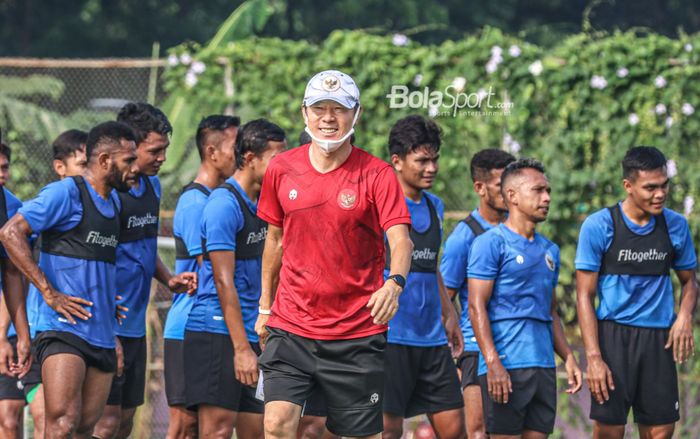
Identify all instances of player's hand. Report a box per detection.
[486,359,512,404]
[43,287,92,324]
[443,306,464,358]
[666,311,694,363]
[255,314,270,349]
[586,354,614,404]
[11,334,32,378]
[115,295,129,325]
[367,280,402,325]
[234,345,259,387]
[0,336,13,376]
[564,354,583,394]
[115,337,124,377]
[168,272,197,295]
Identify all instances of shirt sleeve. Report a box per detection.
[257,161,284,227]
[372,166,411,231]
[202,192,243,253]
[574,211,612,272]
[182,192,209,257]
[440,224,471,289]
[18,180,78,234]
[468,232,503,280]
[667,212,698,271]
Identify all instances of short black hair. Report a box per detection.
[116,102,172,144]
[0,128,10,163]
[52,129,88,161]
[298,130,311,145]
[470,149,516,182]
[195,115,241,159]
[388,115,441,157]
[622,146,667,181]
[501,157,546,190]
[236,119,286,169]
[86,121,137,163]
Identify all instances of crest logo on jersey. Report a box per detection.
[370,393,379,404]
[338,188,357,209]
[545,252,555,271]
[516,255,524,264]
[322,75,340,91]
[289,189,298,200]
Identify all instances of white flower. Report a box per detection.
[503,133,521,153]
[167,54,179,66]
[428,105,439,118]
[616,67,629,78]
[476,88,488,101]
[508,45,521,57]
[491,46,503,57]
[191,61,206,74]
[685,43,693,52]
[528,60,543,76]
[412,74,423,86]
[628,113,640,126]
[392,33,409,47]
[485,60,498,74]
[682,102,695,116]
[509,141,521,154]
[665,116,674,129]
[590,75,608,90]
[451,76,467,91]
[666,159,678,177]
[684,196,694,216]
[185,71,198,87]
[654,75,667,88]
[655,103,667,115]
[179,53,192,65]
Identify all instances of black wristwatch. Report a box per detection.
[387,274,406,289]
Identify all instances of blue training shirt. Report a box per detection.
[385,192,446,346]
[0,188,23,339]
[469,224,560,375]
[575,204,697,328]
[185,177,262,342]
[112,175,161,338]
[20,178,119,348]
[440,208,494,352]
[163,184,211,340]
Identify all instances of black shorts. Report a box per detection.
[35,331,116,373]
[164,338,188,407]
[183,330,263,414]
[457,351,480,388]
[0,336,25,400]
[479,368,556,435]
[384,343,463,418]
[106,335,147,408]
[590,321,680,426]
[259,327,386,437]
[302,387,328,417]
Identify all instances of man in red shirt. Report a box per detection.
[255,70,413,439]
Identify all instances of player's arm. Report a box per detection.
[437,270,463,358]
[551,288,582,394]
[576,269,614,404]
[0,214,91,325]
[153,254,196,295]
[665,269,697,363]
[256,223,283,346]
[468,277,511,404]
[210,250,258,387]
[0,295,14,376]
[0,256,31,377]
[368,223,412,325]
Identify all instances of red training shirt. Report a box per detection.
[257,144,411,340]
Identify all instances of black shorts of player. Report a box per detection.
[35,331,116,373]
[20,343,42,399]
[106,335,147,408]
[0,336,26,400]
[383,343,463,418]
[183,330,263,414]
[302,386,328,417]
[259,327,386,437]
[457,351,480,389]
[164,338,188,407]
[590,320,680,426]
[479,368,556,435]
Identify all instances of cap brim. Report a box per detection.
[304,95,357,109]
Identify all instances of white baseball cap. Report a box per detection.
[303,70,360,109]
